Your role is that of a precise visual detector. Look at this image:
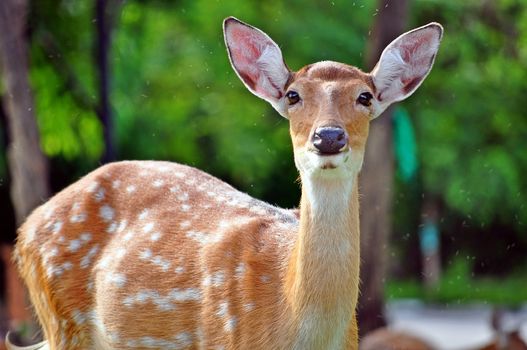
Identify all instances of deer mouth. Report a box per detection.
[320,163,338,170]
[310,150,349,170]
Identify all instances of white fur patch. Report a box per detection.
[81,245,100,268]
[99,205,115,222]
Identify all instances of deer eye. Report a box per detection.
[357,92,373,107]
[286,91,300,105]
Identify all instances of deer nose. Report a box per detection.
[312,126,348,155]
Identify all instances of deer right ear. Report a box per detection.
[223,17,291,117]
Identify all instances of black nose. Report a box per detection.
[312,126,348,155]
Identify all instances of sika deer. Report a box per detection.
[10,17,442,350]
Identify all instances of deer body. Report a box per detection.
[12,17,442,350]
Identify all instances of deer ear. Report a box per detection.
[371,23,443,115]
[223,17,291,116]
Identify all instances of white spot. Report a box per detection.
[139,249,152,260]
[211,271,225,287]
[44,206,55,220]
[152,256,166,268]
[170,186,180,193]
[116,248,127,259]
[97,254,112,270]
[109,331,120,343]
[126,185,136,193]
[140,252,170,272]
[117,220,128,233]
[138,209,149,220]
[112,180,121,189]
[51,221,63,234]
[202,275,211,287]
[260,275,271,283]
[235,263,246,279]
[94,187,105,202]
[175,266,185,274]
[216,302,228,317]
[68,239,82,252]
[153,179,164,187]
[186,230,223,245]
[123,230,134,241]
[174,172,185,178]
[123,288,200,312]
[50,246,59,257]
[106,273,127,288]
[178,192,189,201]
[150,232,161,242]
[70,213,87,223]
[107,221,118,233]
[72,310,88,325]
[224,317,237,332]
[86,181,99,193]
[168,288,201,302]
[243,302,255,312]
[181,204,191,212]
[180,221,191,229]
[143,222,154,233]
[99,205,114,222]
[80,232,92,241]
[218,220,229,230]
[47,262,73,277]
[81,245,99,268]
[25,226,37,244]
[175,332,193,348]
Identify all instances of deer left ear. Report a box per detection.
[370,23,443,116]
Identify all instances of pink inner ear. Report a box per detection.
[228,26,267,92]
[399,30,436,63]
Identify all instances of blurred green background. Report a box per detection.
[0,0,526,332]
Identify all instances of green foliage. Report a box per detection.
[410,1,527,231]
[29,0,103,166]
[386,258,527,306]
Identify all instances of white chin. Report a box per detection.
[313,153,347,170]
[298,150,355,179]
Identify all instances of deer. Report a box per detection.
[8,17,442,350]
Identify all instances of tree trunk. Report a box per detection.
[0,0,50,226]
[0,0,50,341]
[358,0,409,336]
[95,0,122,163]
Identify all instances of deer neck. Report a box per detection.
[286,173,361,348]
